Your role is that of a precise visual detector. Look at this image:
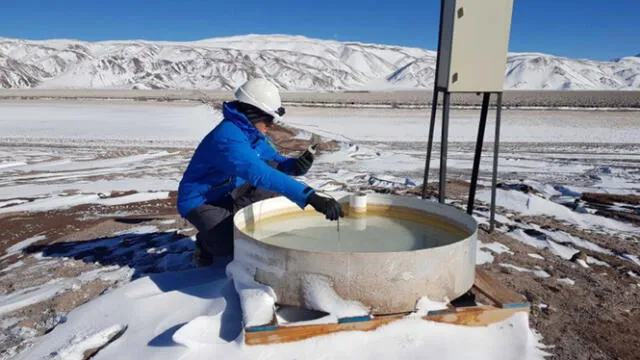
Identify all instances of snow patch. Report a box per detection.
[0,191,172,214]
[300,273,370,319]
[476,249,494,265]
[49,324,127,360]
[0,199,30,208]
[13,260,548,360]
[481,242,514,255]
[576,259,590,268]
[97,191,170,206]
[476,242,512,265]
[0,266,130,316]
[479,188,639,234]
[414,297,449,316]
[115,225,158,235]
[500,263,551,278]
[557,278,575,286]
[1,260,25,272]
[586,256,611,267]
[622,254,640,267]
[226,260,277,328]
[172,315,228,348]
[4,234,47,255]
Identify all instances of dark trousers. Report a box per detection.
[185,184,277,257]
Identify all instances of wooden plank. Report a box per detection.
[245,305,529,345]
[473,268,529,308]
[245,314,404,345]
[244,270,531,345]
[424,305,528,326]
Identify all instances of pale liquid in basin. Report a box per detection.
[250,213,466,253]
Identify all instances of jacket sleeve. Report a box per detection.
[217,138,313,208]
[255,137,302,176]
[276,157,302,175]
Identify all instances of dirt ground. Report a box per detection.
[1,183,639,359]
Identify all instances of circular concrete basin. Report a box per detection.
[233,193,477,315]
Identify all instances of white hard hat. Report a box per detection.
[234,78,285,120]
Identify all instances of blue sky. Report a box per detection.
[1,0,638,60]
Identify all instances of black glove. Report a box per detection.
[290,148,314,176]
[306,192,344,221]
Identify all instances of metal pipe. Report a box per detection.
[422,0,446,199]
[422,90,439,198]
[439,91,450,204]
[467,92,491,214]
[490,93,503,232]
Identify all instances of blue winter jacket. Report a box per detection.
[177,101,312,217]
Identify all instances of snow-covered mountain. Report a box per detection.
[1,34,639,91]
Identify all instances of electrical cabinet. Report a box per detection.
[436,0,514,92]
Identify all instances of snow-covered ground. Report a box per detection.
[2,102,638,213]
[1,101,639,359]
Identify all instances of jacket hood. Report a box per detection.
[222,101,264,143]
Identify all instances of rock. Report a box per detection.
[524,228,547,239]
[571,251,588,263]
[497,183,536,194]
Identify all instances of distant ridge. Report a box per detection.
[1,35,639,91]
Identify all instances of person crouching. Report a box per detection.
[177,78,343,266]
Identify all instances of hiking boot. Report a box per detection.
[193,235,214,267]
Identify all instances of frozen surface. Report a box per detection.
[287,108,640,143]
[252,213,465,253]
[0,103,216,145]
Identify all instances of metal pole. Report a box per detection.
[490,93,503,232]
[467,92,491,214]
[422,0,446,199]
[421,90,439,199]
[439,91,450,204]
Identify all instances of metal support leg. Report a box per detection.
[490,93,502,232]
[467,92,491,214]
[422,90,440,199]
[439,92,450,204]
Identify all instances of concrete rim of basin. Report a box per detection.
[233,193,478,314]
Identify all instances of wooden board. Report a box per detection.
[245,305,528,345]
[473,268,529,308]
[246,314,402,345]
[244,268,531,345]
[424,305,528,326]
